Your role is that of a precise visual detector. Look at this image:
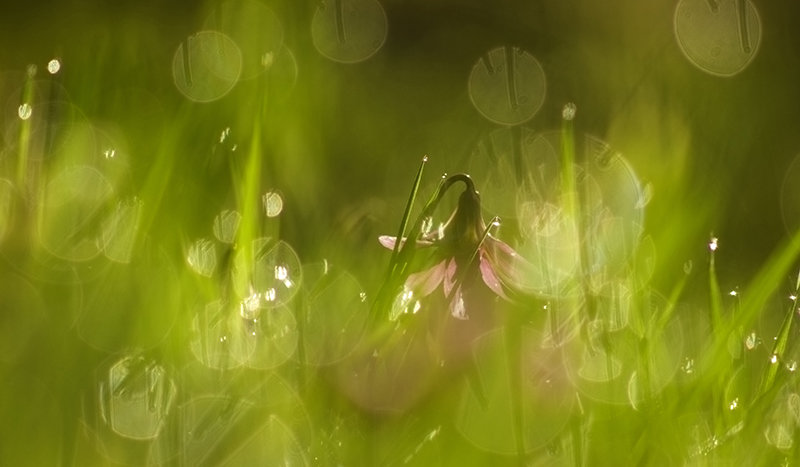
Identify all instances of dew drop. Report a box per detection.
[240,293,262,319]
[187,238,217,277]
[562,102,577,121]
[47,59,61,74]
[219,127,230,143]
[17,103,32,120]
[264,288,277,302]
[261,52,274,69]
[103,148,116,159]
[213,210,241,244]
[745,331,759,350]
[263,191,283,217]
[709,236,718,251]
[681,357,695,374]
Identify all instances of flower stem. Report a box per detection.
[372,173,479,323]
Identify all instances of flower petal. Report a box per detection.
[406,260,446,297]
[378,235,398,250]
[378,235,435,250]
[479,250,510,301]
[484,236,538,295]
[450,286,468,320]
[442,258,458,298]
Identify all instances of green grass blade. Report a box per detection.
[709,243,724,333]
[737,229,800,334]
[389,155,428,268]
[757,271,800,397]
[560,104,577,218]
[707,228,800,374]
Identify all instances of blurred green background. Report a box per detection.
[2,0,800,465]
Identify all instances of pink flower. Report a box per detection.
[379,175,524,320]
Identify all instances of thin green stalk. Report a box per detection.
[756,270,800,397]
[652,261,692,335]
[560,105,577,218]
[235,123,263,258]
[708,240,724,334]
[706,237,727,452]
[388,155,429,269]
[15,67,35,189]
[504,318,525,463]
[370,173,456,323]
[706,227,800,373]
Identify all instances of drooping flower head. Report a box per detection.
[379,173,525,321]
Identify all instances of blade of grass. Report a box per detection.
[560,105,577,218]
[709,242,724,334]
[651,261,692,334]
[234,123,263,257]
[16,69,35,189]
[737,229,800,332]
[370,172,450,324]
[756,270,800,397]
[706,227,800,370]
[388,155,429,270]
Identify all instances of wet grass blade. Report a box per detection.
[757,270,800,397]
[709,245,724,334]
[560,105,577,217]
[388,155,428,269]
[703,227,800,372]
[738,229,800,331]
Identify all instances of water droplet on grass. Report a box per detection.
[263,191,283,217]
[212,210,241,244]
[47,59,61,74]
[187,238,217,277]
[232,238,302,307]
[744,331,758,349]
[681,357,695,374]
[99,353,176,440]
[562,102,576,121]
[17,103,32,120]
